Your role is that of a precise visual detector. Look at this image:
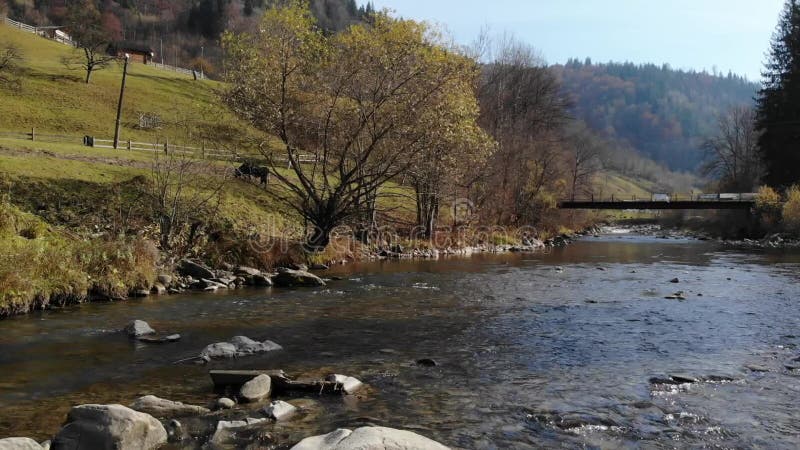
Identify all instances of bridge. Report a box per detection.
[558,193,757,210]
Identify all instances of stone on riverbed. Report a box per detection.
[200,336,282,359]
[325,374,364,395]
[52,404,167,450]
[124,320,155,337]
[129,395,210,417]
[239,374,272,403]
[0,437,44,450]
[214,397,236,410]
[272,269,326,287]
[210,418,269,445]
[263,400,297,421]
[290,426,449,450]
[137,334,181,344]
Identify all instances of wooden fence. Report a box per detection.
[91,137,234,160]
[3,16,77,47]
[0,128,320,167]
[0,129,77,143]
[151,63,206,80]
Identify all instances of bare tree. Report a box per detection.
[702,105,762,191]
[474,35,571,225]
[566,124,604,200]
[0,44,22,87]
[146,151,228,252]
[222,4,479,250]
[62,0,116,84]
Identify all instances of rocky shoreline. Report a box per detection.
[610,224,800,249]
[123,230,589,303]
[0,319,452,449]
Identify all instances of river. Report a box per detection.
[1,232,800,448]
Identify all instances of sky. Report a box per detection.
[361,0,786,80]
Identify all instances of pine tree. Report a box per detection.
[756,0,800,188]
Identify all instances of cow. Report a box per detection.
[235,161,270,187]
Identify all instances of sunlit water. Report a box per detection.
[1,234,800,448]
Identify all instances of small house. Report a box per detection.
[109,41,155,64]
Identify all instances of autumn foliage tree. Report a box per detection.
[222,1,483,251]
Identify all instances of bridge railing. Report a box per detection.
[563,193,758,203]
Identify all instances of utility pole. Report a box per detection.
[160,38,163,65]
[113,54,130,150]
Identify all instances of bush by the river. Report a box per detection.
[782,185,800,235]
[0,202,157,317]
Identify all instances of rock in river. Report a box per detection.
[52,404,167,450]
[272,269,326,288]
[210,418,268,445]
[123,320,155,337]
[200,336,282,360]
[325,374,364,395]
[215,397,236,410]
[263,400,297,421]
[239,374,272,403]
[129,395,210,417]
[291,426,449,450]
[0,438,44,450]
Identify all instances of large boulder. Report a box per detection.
[52,404,167,450]
[123,320,155,338]
[176,259,215,280]
[129,395,210,418]
[291,427,448,450]
[272,269,326,288]
[200,336,282,360]
[239,374,272,403]
[0,438,44,450]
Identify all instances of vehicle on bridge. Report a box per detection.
[652,193,670,202]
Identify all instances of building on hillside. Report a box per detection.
[36,26,73,45]
[108,41,155,64]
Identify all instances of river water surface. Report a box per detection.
[1,233,800,448]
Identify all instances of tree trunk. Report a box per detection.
[85,67,93,84]
[305,221,333,253]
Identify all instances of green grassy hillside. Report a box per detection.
[0,22,259,145]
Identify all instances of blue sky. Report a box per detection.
[361,0,785,80]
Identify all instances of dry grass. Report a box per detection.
[0,202,157,317]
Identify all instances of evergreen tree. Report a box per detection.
[756,0,800,188]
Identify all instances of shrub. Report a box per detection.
[756,185,783,229]
[783,185,800,234]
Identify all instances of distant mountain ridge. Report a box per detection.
[552,59,759,171]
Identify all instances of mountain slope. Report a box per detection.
[552,60,759,172]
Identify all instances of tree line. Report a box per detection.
[221,2,616,250]
[0,0,371,76]
[553,59,758,173]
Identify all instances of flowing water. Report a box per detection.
[2,233,800,448]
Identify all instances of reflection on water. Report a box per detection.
[1,234,800,448]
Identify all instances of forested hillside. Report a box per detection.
[552,60,759,171]
[0,0,372,73]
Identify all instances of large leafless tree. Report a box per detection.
[702,106,762,191]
